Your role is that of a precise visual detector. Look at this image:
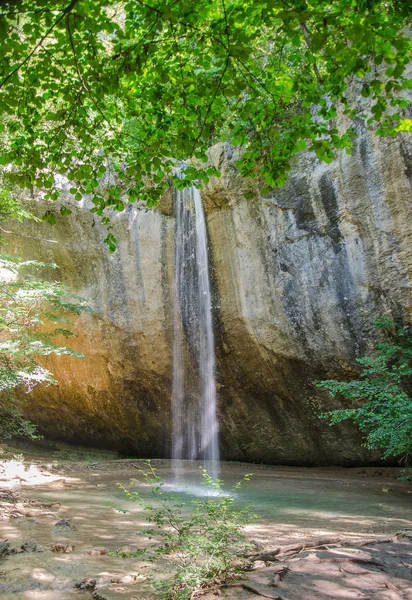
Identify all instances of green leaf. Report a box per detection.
[42,211,56,225]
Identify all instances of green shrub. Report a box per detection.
[118,462,255,599]
[318,318,412,467]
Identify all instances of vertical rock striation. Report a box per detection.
[204,122,412,463]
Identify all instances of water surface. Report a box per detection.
[1,460,411,599]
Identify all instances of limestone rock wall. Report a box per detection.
[6,201,175,455]
[6,120,412,464]
[205,123,412,464]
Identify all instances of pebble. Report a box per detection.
[250,560,267,570]
[21,540,47,553]
[87,547,109,556]
[48,479,66,488]
[92,592,109,600]
[75,578,96,590]
[51,542,74,553]
[53,518,77,531]
[110,575,136,584]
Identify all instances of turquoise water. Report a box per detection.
[151,461,412,533]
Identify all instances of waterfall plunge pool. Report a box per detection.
[1,459,411,599]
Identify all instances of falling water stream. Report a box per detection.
[172,181,219,480]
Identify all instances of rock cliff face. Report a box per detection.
[6,119,412,465]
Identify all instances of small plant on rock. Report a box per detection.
[118,462,255,599]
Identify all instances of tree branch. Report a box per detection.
[299,22,323,84]
[0,227,58,244]
[66,11,89,92]
[0,0,80,90]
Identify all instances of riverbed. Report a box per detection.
[1,459,411,599]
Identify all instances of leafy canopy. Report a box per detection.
[318,318,412,466]
[0,0,411,248]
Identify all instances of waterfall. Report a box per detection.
[172,182,219,480]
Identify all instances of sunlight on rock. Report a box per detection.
[0,459,76,489]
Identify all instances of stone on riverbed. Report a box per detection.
[51,542,74,553]
[92,592,111,600]
[48,479,66,488]
[0,540,10,559]
[110,574,140,584]
[75,577,97,590]
[20,540,47,553]
[87,547,109,556]
[249,560,267,570]
[53,518,77,532]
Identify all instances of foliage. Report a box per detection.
[318,318,412,466]
[0,187,94,440]
[0,188,34,224]
[0,255,93,439]
[117,462,255,599]
[0,1,411,248]
[0,258,93,442]
[0,404,40,441]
